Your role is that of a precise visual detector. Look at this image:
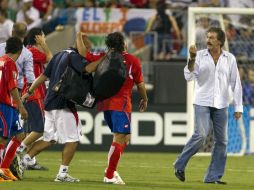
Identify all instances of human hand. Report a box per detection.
[18,105,28,120]
[189,45,197,59]
[234,112,242,120]
[35,35,46,46]
[139,99,148,112]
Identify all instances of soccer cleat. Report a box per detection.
[0,169,12,181]
[10,156,24,180]
[205,180,227,185]
[54,174,80,183]
[103,171,125,185]
[27,162,48,171]
[174,169,185,182]
[0,176,12,182]
[1,168,18,181]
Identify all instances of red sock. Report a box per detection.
[0,143,5,165]
[106,142,123,179]
[1,137,21,168]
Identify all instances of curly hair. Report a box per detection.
[105,32,125,52]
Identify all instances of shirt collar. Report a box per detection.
[203,49,229,57]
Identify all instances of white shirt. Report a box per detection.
[16,6,41,30]
[0,43,35,89]
[0,19,14,43]
[184,49,243,112]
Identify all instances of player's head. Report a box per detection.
[5,37,23,54]
[25,27,44,46]
[105,32,125,52]
[12,22,27,40]
[206,27,225,48]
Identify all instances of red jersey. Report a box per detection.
[33,0,52,14]
[22,47,47,101]
[86,51,144,113]
[0,55,18,108]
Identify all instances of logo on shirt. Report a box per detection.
[0,61,4,67]
[124,124,129,128]
[12,71,17,79]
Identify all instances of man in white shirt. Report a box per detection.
[16,0,41,31]
[173,27,243,184]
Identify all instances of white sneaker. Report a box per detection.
[103,171,125,185]
[54,174,80,183]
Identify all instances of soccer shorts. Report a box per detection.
[104,110,131,134]
[24,99,44,133]
[43,109,81,144]
[0,103,24,138]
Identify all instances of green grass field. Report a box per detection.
[0,151,253,190]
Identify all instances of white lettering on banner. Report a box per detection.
[94,112,112,144]
[164,113,188,145]
[78,111,188,145]
[79,112,94,144]
[131,112,163,145]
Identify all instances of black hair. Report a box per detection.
[207,27,225,47]
[25,28,43,46]
[5,37,23,54]
[105,32,125,52]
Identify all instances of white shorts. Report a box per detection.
[43,109,81,144]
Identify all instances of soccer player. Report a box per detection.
[21,32,102,182]
[16,28,52,171]
[86,32,148,185]
[173,27,243,184]
[0,37,28,181]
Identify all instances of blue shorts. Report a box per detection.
[0,103,24,138]
[104,111,131,134]
[24,99,44,133]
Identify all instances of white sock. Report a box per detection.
[58,165,69,177]
[31,157,36,165]
[17,142,27,152]
[23,154,32,166]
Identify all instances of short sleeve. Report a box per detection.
[7,63,18,91]
[132,57,144,84]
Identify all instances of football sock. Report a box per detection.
[23,154,33,165]
[58,165,69,177]
[106,142,123,179]
[1,137,21,168]
[17,142,27,153]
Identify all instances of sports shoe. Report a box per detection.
[0,169,11,181]
[54,174,80,182]
[10,156,25,180]
[174,168,185,182]
[103,171,125,185]
[205,180,227,185]
[0,176,12,182]
[1,168,18,181]
[27,162,48,171]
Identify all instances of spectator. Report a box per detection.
[33,0,53,21]
[0,0,17,21]
[0,8,13,43]
[195,15,210,50]
[146,1,181,60]
[16,0,41,31]
[66,0,85,7]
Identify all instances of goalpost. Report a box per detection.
[187,7,254,156]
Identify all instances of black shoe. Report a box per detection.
[205,180,227,185]
[174,169,185,182]
[27,162,48,171]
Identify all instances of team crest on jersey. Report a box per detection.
[124,124,129,128]
[0,61,4,67]
[13,71,17,79]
